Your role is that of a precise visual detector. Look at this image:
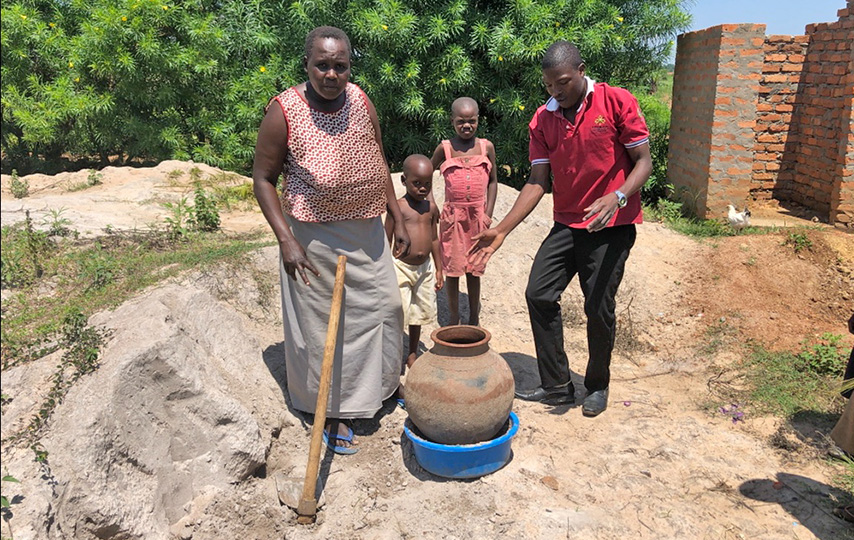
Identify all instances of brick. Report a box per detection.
[782,63,803,72]
[764,74,790,83]
[775,103,794,112]
[766,53,787,62]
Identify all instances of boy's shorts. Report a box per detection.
[393,258,437,326]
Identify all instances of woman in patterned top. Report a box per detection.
[253,26,410,454]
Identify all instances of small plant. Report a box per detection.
[190,183,220,232]
[165,169,185,186]
[214,182,255,210]
[42,208,74,238]
[644,198,683,223]
[1,212,52,287]
[162,197,193,240]
[7,310,109,446]
[78,243,117,290]
[87,169,103,187]
[796,333,847,377]
[785,232,812,253]
[188,166,203,184]
[9,169,28,199]
[1,472,21,540]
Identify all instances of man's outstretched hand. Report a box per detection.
[468,228,506,268]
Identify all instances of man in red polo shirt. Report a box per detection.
[470,40,652,416]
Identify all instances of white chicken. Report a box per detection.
[727,204,751,231]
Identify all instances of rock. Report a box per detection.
[36,281,282,539]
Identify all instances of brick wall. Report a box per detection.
[668,26,722,214]
[752,35,808,200]
[667,2,854,226]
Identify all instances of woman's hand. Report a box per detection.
[279,237,320,285]
[393,222,411,259]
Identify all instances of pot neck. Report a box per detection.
[429,326,492,357]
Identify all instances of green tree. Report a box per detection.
[2,0,690,189]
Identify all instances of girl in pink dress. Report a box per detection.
[431,97,498,326]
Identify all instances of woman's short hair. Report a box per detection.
[542,41,584,71]
[304,26,352,59]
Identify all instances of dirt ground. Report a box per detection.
[1,163,853,539]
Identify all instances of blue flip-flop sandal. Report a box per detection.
[322,425,359,455]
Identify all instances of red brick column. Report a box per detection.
[788,3,854,221]
[753,35,808,200]
[668,24,766,218]
[829,2,854,226]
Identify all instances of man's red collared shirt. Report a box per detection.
[528,81,649,229]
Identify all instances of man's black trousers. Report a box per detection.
[525,223,636,392]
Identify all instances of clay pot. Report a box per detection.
[405,326,515,445]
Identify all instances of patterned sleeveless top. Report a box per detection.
[270,83,388,222]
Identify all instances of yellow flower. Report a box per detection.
[555,22,560,27]
[382,24,388,30]
[74,77,80,82]
[489,98,496,104]
[162,5,168,10]
[518,105,525,111]
[259,66,266,72]
[439,78,446,84]
[122,16,127,22]
[49,22,56,28]
[498,55,503,62]
[68,61,74,68]
[617,16,624,22]
[20,14,27,20]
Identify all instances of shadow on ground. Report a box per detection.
[739,472,854,540]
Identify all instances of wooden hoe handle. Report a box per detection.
[297,255,347,524]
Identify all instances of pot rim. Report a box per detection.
[430,325,491,349]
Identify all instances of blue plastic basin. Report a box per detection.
[404,411,519,479]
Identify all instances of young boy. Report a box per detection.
[385,154,444,368]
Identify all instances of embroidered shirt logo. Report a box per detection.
[591,114,610,134]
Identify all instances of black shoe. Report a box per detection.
[515,384,575,405]
[582,388,609,417]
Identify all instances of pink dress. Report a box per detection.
[439,138,492,277]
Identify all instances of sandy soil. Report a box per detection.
[2,162,853,540]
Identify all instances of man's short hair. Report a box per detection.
[304,26,352,59]
[542,41,584,71]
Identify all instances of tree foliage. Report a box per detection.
[2,0,690,187]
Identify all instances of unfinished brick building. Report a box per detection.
[667,2,853,226]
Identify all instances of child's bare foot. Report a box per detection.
[406,352,418,368]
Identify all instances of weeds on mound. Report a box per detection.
[1,222,268,371]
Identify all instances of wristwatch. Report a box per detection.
[614,190,628,208]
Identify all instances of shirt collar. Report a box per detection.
[545,76,596,113]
